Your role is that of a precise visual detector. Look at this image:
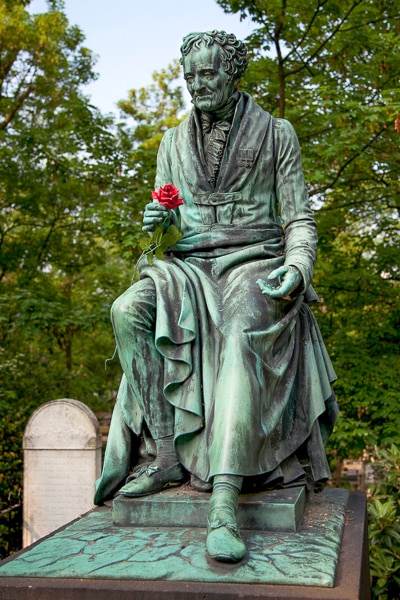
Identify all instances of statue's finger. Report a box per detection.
[268,265,288,280]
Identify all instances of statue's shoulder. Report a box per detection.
[162,126,177,141]
[244,94,296,140]
[158,126,179,153]
[241,93,273,129]
[241,95,300,151]
[272,117,296,137]
[161,114,192,145]
[271,117,301,154]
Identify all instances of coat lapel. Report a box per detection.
[174,93,272,195]
[175,111,213,194]
[217,93,272,191]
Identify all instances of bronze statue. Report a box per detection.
[95,30,338,564]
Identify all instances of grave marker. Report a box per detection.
[23,399,102,547]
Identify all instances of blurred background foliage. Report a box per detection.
[0,1,399,595]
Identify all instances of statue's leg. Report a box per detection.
[206,474,246,563]
[110,278,184,496]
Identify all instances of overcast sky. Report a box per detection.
[29,0,254,116]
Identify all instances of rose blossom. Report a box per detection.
[151,184,184,210]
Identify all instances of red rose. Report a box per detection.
[151,184,184,210]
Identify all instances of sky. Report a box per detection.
[29,0,254,117]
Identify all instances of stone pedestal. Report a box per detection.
[0,489,371,599]
[113,485,306,531]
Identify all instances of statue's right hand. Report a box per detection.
[142,202,169,232]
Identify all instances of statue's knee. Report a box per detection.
[110,296,130,329]
[111,286,156,331]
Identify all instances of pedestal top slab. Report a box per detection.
[113,485,306,531]
[0,488,349,588]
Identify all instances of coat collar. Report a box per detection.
[174,93,272,194]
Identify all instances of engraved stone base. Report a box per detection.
[113,485,306,532]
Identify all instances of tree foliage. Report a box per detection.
[368,445,400,599]
[0,0,127,553]
[217,0,400,457]
[0,0,186,553]
[105,60,186,262]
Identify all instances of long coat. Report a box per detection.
[94,93,338,503]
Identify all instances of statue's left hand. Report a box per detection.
[257,266,302,300]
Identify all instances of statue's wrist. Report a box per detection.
[287,265,305,295]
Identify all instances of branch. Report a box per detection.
[35,218,58,269]
[284,0,363,79]
[284,0,328,64]
[0,503,21,516]
[340,11,400,33]
[297,125,333,140]
[0,83,35,130]
[0,50,20,97]
[309,127,387,196]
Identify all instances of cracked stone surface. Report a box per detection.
[0,488,349,587]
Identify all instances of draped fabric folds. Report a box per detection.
[94,93,338,505]
[94,236,338,504]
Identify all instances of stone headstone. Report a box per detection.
[23,399,102,547]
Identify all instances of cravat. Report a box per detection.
[203,120,231,187]
[199,93,239,187]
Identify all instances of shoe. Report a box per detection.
[118,462,184,497]
[206,516,246,563]
[190,474,213,492]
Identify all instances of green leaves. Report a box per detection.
[139,223,183,265]
[160,224,183,251]
[367,445,400,599]
[0,0,126,553]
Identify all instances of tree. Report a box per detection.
[217,0,400,458]
[0,0,127,553]
[103,60,186,261]
[0,4,187,549]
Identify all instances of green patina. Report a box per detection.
[92,30,339,565]
[94,30,338,505]
[112,486,306,532]
[0,489,349,587]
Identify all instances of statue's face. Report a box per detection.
[183,44,237,113]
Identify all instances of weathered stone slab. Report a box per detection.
[113,485,306,532]
[1,488,349,588]
[23,399,102,547]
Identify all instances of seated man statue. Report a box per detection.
[94,30,338,564]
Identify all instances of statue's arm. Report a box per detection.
[142,129,176,232]
[258,119,317,299]
[155,128,175,189]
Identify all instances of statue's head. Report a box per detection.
[180,30,248,114]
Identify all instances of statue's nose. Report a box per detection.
[193,76,205,91]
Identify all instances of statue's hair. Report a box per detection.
[180,30,248,82]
